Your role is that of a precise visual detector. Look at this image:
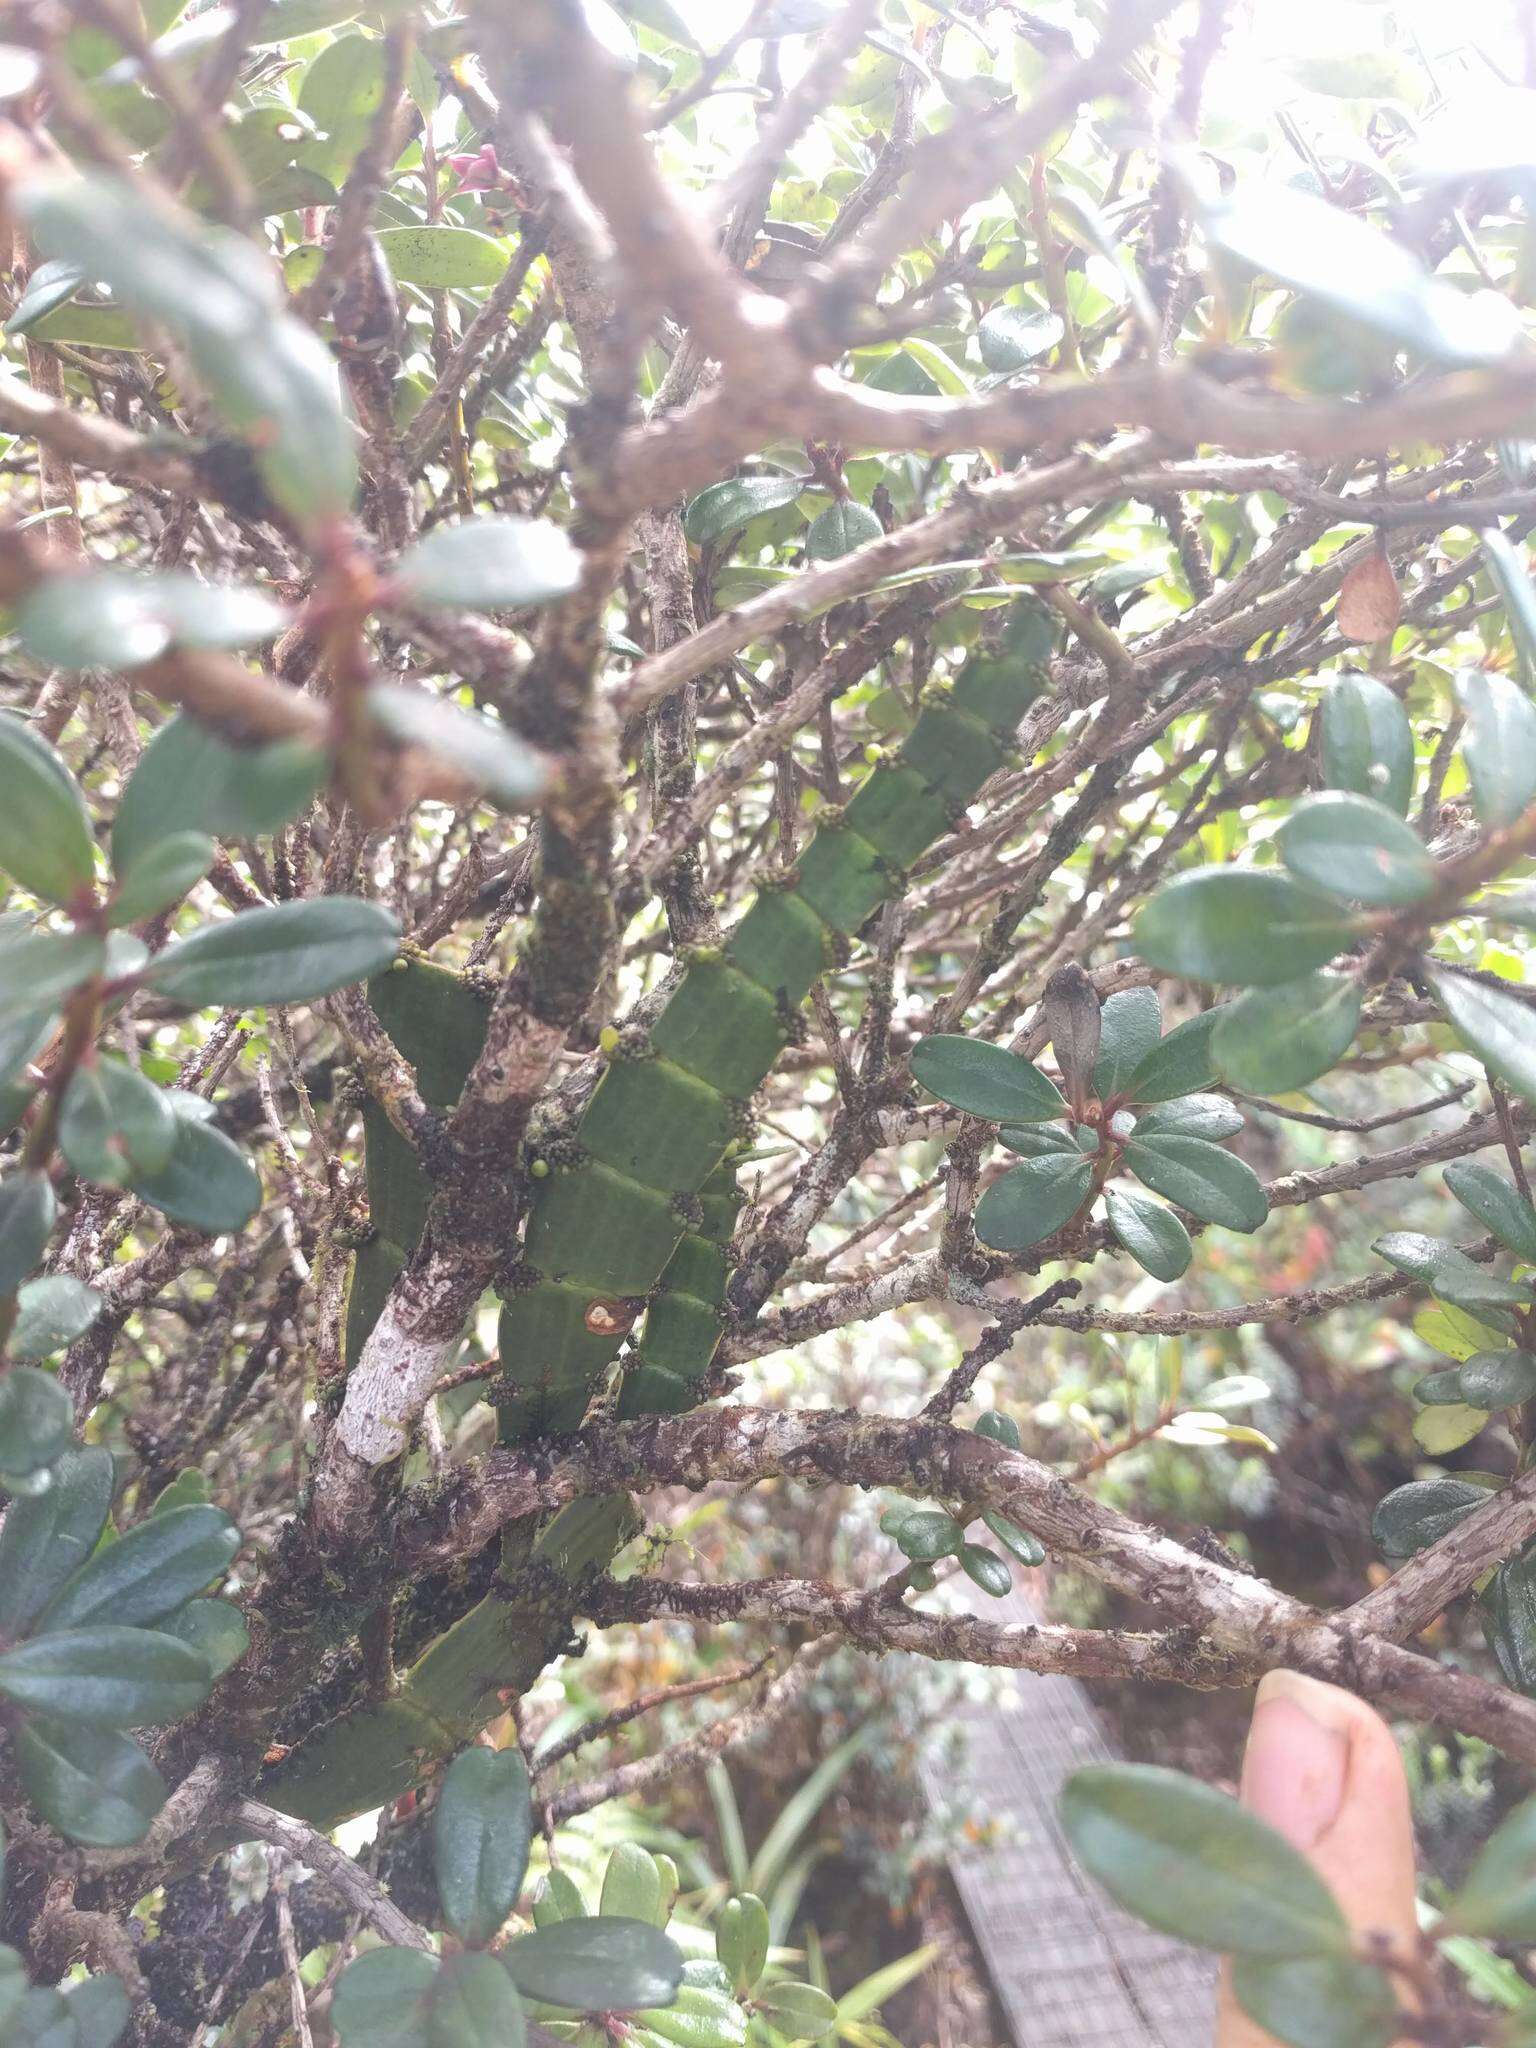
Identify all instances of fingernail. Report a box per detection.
[1241,1670,1351,1852]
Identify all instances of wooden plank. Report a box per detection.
[922,1582,1216,2045]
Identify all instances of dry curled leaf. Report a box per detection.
[1336,548,1401,643]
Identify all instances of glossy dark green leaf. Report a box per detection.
[16,1719,166,1848]
[973,1153,1094,1251]
[1444,1161,1536,1261]
[1093,987,1162,1098]
[11,1984,73,2047]
[1373,1230,1531,1311]
[716,1894,770,1997]
[4,259,85,337]
[532,1868,588,1928]
[1459,1350,1536,1408]
[1412,1367,1467,1405]
[910,1035,1066,1122]
[977,303,1063,372]
[1133,869,1355,987]
[432,1745,533,1948]
[0,1624,211,1725]
[1320,674,1414,817]
[41,1502,239,1632]
[1042,963,1101,1105]
[1123,1008,1224,1103]
[996,1122,1076,1158]
[0,930,104,1029]
[60,1060,176,1189]
[1201,182,1519,366]
[0,1368,72,1479]
[1104,1184,1193,1280]
[331,1946,439,2048]
[1371,1476,1495,1558]
[805,500,884,561]
[894,1508,964,1562]
[1123,1134,1268,1233]
[1446,1791,1536,1938]
[1457,668,1536,830]
[682,475,807,545]
[1060,1763,1351,1957]
[159,1597,249,1680]
[1130,1093,1244,1141]
[1428,965,1536,1106]
[1276,792,1434,907]
[370,688,547,809]
[427,1951,526,2048]
[1212,973,1362,1095]
[960,1543,1012,1596]
[128,1114,260,1234]
[755,1980,838,2040]
[0,713,96,906]
[1484,1542,1536,1693]
[1481,527,1536,686]
[972,1410,1021,1450]
[61,1972,131,2048]
[390,517,580,611]
[9,1275,102,1363]
[145,898,400,1008]
[0,1446,114,1635]
[0,1171,56,1295]
[1229,1953,1398,2048]
[113,715,326,873]
[500,1916,685,2013]
[981,1508,1045,1567]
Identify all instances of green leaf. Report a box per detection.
[632,1980,746,2047]
[10,1276,102,1362]
[1104,1184,1193,1281]
[893,1509,964,1562]
[910,1035,1065,1121]
[981,1508,1045,1567]
[1201,182,1519,366]
[972,1410,1021,1450]
[1123,1008,1224,1102]
[1373,1230,1531,1311]
[159,1597,249,1679]
[377,225,511,290]
[0,1368,72,1479]
[1320,674,1414,817]
[1447,1792,1536,1938]
[755,1981,838,2041]
[59,1060,176,1189]
[1059,1762,1351,1957]
[683,475,807,546]
[0,713,96,906]
[61,1973,131,2048]
[960,1543,1012,1597]
[1276,792,1434,907]
[369,688,547,809]
[1460,1350,1536,1408]
[0,1003,52,1091]
[128,1114,261,1234]
[601,1843,662,1925]
[1456,668,1536,829]
[0,1171,57,1301]
[4,259,85,337]
[996,1123,1076,1158]
[390,518,580,611]
[977,303,1063,372]
[427,1952,526,2048]
[500,1917,685,2013]
[1413,1367,1467,1404]
[1428,964,1536,1105]
[1417,1300,1517,1359]
[1484,1542,1536,1693]
[1133,869,1355,987]
[113,715,326,872]
[1123,1134,1268,1232]
[145,898,400,1008]
[805,500,884,561]
[1372,1477,1494,1557]
[16,1720,166,1848]
[332,1947,439,2048]
[1481,527,1536,686]
[0,1624,212,1726]
[1092,987,1162,1098]
[40,1502,239,1632]
[716,1895,770,1997]
[1413,1402,1487,1453]
[0,1446,113,1635]
[432,1745,533,1949]
[973,1153,1094,1251]
[1130,1093,1244,1141]
[1444,1161,1536,1261]
[0,929,104,1028]
[21,570,287,675]
[1212,973,1362,1094]
[1229,1953,1399,2048]
[109,832,215,926]
[533,1869,588,1928]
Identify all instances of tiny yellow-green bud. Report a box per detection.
[529,1157,550,1178]
[863,743,884,764]
[598,1025,621,1055]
